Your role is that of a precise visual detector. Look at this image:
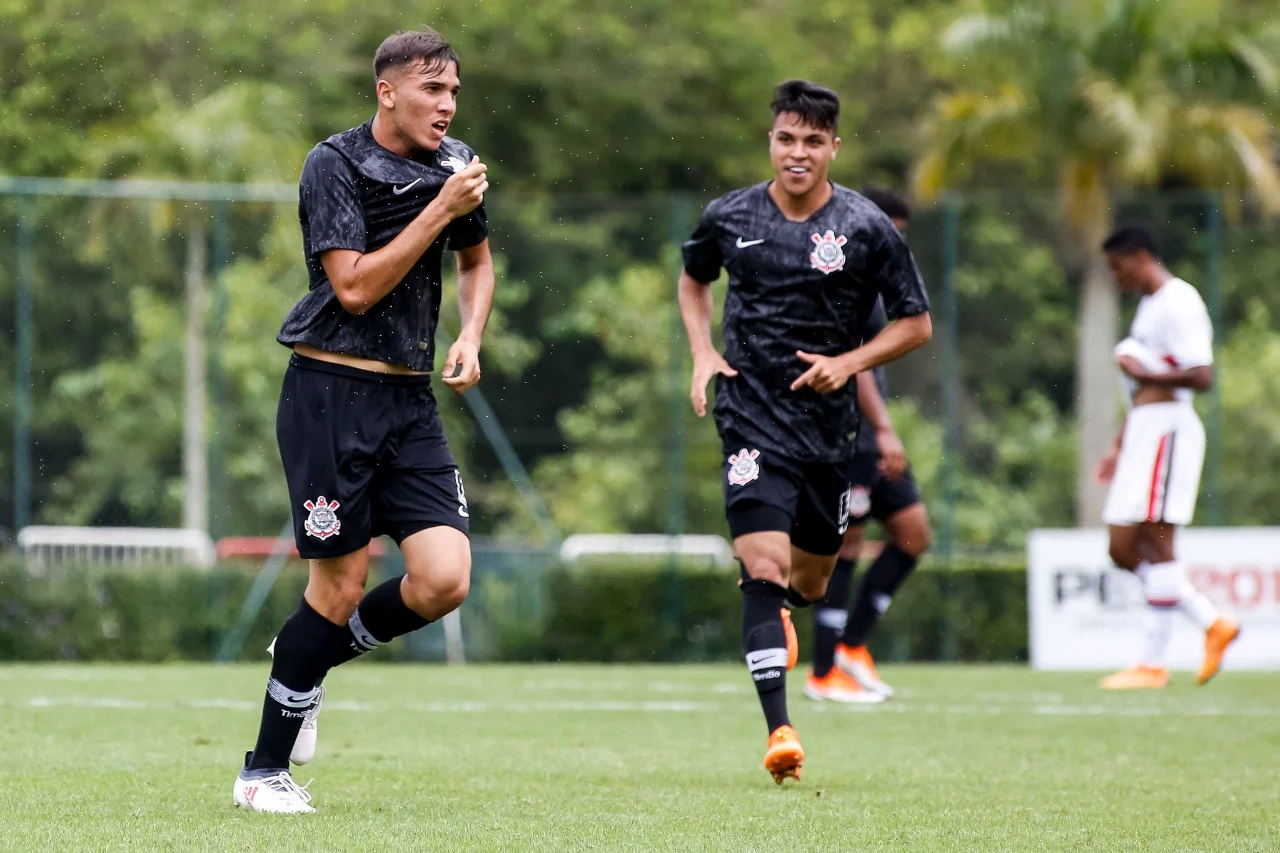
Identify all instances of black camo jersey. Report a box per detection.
[277,121,488,371]
[683,182,929,463]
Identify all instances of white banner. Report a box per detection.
[1027,528,1280,671]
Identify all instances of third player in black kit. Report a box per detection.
[678,80,931,784]
[807,188,933,705]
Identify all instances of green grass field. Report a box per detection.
[1,663,1276,852]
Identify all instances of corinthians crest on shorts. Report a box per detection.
[727,448,761,486]
[809,230,848,274]
[303,496,341,540]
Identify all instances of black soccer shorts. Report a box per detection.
[276,354,470,560]
[846,450,923,526]
[721,434,853,557]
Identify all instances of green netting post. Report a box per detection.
[14,207,34,533]
[209,202,231,656]
[663,196,692,659]
[1202,194,1223,526]
[938,200,960,563]
[209,202,231,541]
[937,199,960,661]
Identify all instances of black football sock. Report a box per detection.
[741,579,790,733]
[812,558,855,677]
[843,544,918,648]
[321,575,432,675]
[247,599,344,771]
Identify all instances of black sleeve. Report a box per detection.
[447,203,489,251]
[868,217,930,320]
[681,201,723,284]
[299,144,366,256]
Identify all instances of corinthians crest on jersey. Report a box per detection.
[809,230,848,274]
[303,496,341,540]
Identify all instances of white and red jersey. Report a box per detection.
[1104,277,1213,527]
[1118,277,1213,405]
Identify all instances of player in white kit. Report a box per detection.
[1095,222,1239,690]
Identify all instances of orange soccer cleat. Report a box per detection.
[781,608,798,671]
[763,725,805,784]
[835,643,894,697]
[1100,664,1170,690]
[1197,616,1241,685]
[804,667,885,704]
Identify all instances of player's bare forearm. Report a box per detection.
[454,239,495,345]
[677,270,717,356]
[856,371,894,434]
[842,312,932,375]
[1129,365,1213,392]
[321,203,453,314]
[679,270,737,416]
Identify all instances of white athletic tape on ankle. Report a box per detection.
[815,608,848,630]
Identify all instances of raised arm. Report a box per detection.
[321,159,489,315]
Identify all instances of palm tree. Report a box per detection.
[914,0,1280,525]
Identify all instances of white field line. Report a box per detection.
[5,694,1278,718]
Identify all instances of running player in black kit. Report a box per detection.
[678,80,932,784]
[232,29,493,813]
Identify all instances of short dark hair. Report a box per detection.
[1102,222,1161,257]
[861,186,912,222]
[771,79,839,134]
[374,29,460,80]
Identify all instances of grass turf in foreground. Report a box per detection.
[0,663,1276,852]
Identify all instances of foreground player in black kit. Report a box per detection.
[232,29,494,813]
[678,80,932,783]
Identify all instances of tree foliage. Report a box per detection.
[1,0,1278,546]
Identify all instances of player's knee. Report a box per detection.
[402,560,471,617]
[1109,541,1139,571]
[437,569,470,613]
[896,524,931,557]
[308,576,364,621]
[888,505,931,557]
[789,573,829,602]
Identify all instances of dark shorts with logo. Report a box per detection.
[846,450,922,526]
[276,353,470,560]
[720,433,854,557]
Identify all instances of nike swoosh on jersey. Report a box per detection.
[735,237,766,248]
[392,179,422,195]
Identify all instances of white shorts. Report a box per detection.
[1102,402,1205,526]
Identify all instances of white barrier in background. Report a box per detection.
[560,534,734,566]
[1027,528,1280,671]
[17,525,217,572]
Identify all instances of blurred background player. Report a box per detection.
[678,80,932,784]
[806,187,932,703]
[1094,222,1239,690]
[233,29,494,813]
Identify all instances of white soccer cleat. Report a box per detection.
[267,638,324,766]
[804,668,886,704]
[291,686,324,766]
[835,643,895,698]
[233,768,315,814]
